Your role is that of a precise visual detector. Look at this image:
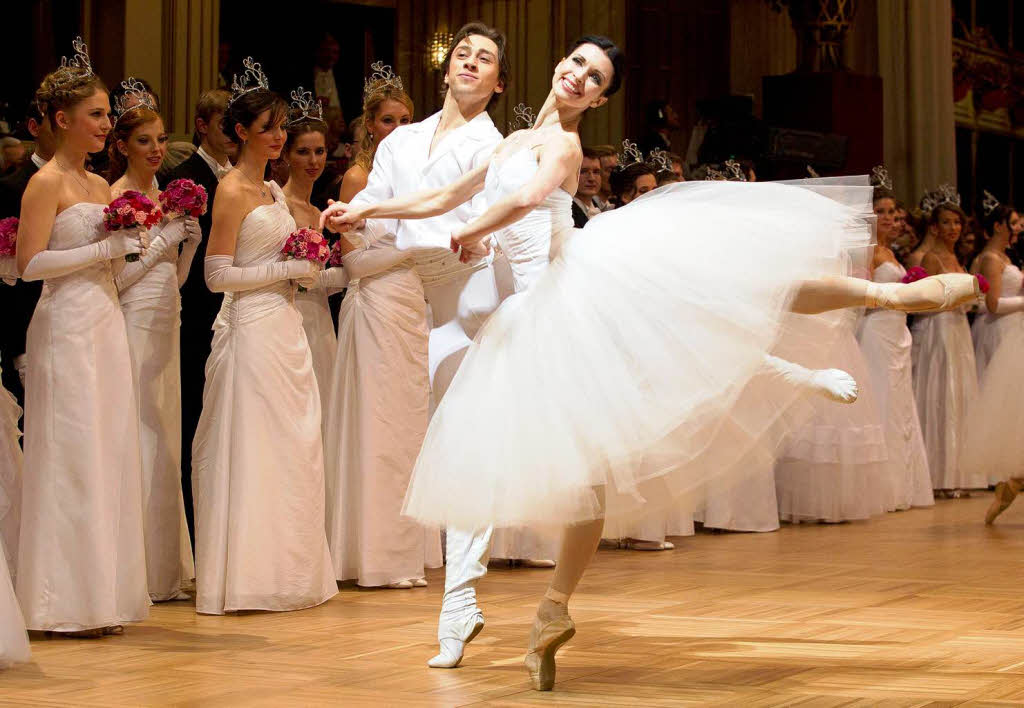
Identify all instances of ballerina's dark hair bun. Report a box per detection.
[223,89,289,146]
[567,35,626,97]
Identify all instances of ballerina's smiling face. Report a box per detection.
[54,88,112,154]
[119,115,169,175]
[552,43,614,110]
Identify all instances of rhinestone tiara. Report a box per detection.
[229,57,271,107]
[112,78,157,125]
[285,86,324,126]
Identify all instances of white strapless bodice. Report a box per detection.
[216,182,297,327]
[865,261,909,328]
[484,148,575,292]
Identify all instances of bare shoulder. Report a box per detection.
[342,164,368,187]
[26,164,62,189]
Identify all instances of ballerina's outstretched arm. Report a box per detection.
[789,273,980,314]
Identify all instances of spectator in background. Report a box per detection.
[572,148,604,228]
[217,41,233,88]
[313,33,344,113]
[610,161,657,207]
[589,144,617,210]
[640,99,680,155]
[0,137,25,177]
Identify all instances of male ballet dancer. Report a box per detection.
[323,22,525,669]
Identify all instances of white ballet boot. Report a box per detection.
[866,273,980,312]
[763,355,858,403]
[427,587,485,668]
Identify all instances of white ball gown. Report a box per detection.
[400,149,875,529]
[971,262,1024,381]
[117,216,195,601]
[856,261,933,509]
[17,203,149,631]
[191,183,336,614]
[911,305,980,490]
[962,263,1024,483]
[294,284,337,438]
[774,310,892,523]
[323,233,442,586]
[1,373,29,668]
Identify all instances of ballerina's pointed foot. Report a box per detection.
[986,479,1022,525]
[525,589,576,691]
[868,273,980,313]
[427,610,485,668]
[809,368,858,404]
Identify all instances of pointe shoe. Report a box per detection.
[986,479,1023,525]
[525,588,576,691]
[386,580,414,589]
[520,559,556,568]
[627,540,675,551]
[428,608,485,668]
[867,273,980,313]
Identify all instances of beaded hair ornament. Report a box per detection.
[112,77,157,125]
[614,140,644,171]
[363,61,404,102]
[870,165,893,191]
[701,159,747,182]
[285,87,324,126]
[982,189,1002,217]
[648,148,672,174]
[507,103,536,133]
[228,57,271,107]
[919,183,961,216]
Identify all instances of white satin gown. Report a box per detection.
[323,233,442,586]
[118,217,195,601]
[962,263,1024,484]
[401,150,875,529]
[191,183,337,614]
[17,203,150,631]
[856,261,934,509]
[294,285,337,439]
[911,304,980,490]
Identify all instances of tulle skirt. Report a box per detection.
[402,180,874,528]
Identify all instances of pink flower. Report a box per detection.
[976,273,990,294]
[281,228,330,266]
[900,266,928,284]
[0,217,17,257]
[160,179,208,218]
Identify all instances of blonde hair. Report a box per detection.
[354,85,413,172]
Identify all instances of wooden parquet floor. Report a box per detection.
[6,492,1024,706]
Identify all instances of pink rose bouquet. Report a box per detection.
[103,190,162,261]
[281,228,330,291]
[0,217,17,257]
[159,179,208,219]
[900,266,928,284]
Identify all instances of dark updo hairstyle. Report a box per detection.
[107,105,163,182]
[873,186,896,204]
[982,203,1017,237]
[222,89,289,150]
[610,162,655,204]
[566,35,626,97]
[35,66,108,129]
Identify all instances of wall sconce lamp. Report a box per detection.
[428,31,454,70]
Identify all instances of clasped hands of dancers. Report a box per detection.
[3,24,984,691]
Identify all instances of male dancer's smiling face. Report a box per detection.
[445,35,504,105]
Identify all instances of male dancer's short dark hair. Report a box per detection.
[443,22,510,109]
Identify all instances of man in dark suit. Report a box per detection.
[572,149,606,229]
[163,88,235,540]
[0,101,56,409]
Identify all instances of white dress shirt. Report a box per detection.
[196,146,232,181]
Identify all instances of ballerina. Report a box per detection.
[15,38,150,637]
[108,79,198,602]
[191,59,336,615]
[323,36,979,690]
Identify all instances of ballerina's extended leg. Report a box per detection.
[789,274,979,315]
[526,514,604,691]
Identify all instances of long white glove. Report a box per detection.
[21,229,143,282]
[319,266,349,294]
[114,221,189,292]
[341,244,409,280]
[0,256,16,285]
[762,353,858,404]
[992,295,1024,314]
[176,217,202,287]
[204,254,318,293]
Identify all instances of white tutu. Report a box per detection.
[402,179,874,528]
